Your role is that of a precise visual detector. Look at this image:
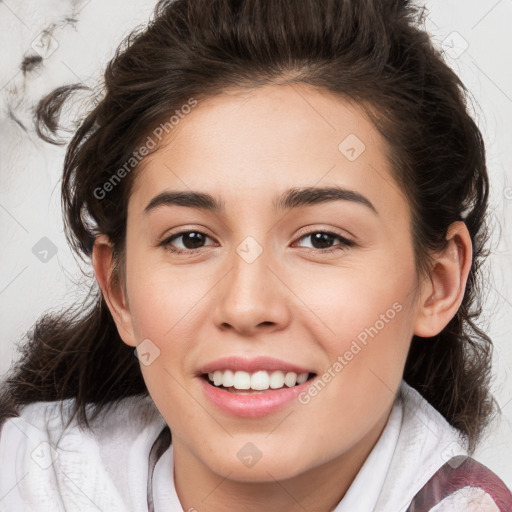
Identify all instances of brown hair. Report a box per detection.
[0,0,496,451]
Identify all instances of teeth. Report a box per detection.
[250,370,269,391]
[206,370,309,390]
[269,370,285,389]
[296,373,308,384]
[284,372,297,387]
[222,370,234,387]
[233,371,251,390]
[213,370,223,386]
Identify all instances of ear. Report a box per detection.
[92,234,137,347]
[413,221,473,338]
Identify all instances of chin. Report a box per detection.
[202,449,312,483]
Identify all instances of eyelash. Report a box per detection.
[159,230,355,255]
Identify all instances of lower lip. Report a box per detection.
[199,377,312,418]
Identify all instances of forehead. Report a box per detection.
[130,84,407,219]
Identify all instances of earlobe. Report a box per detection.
[92,234,137,347]
[413,221,472,338]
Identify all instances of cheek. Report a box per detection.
[288,253,418,351]
[125,250,208,340]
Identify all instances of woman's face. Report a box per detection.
[114,84,426,482]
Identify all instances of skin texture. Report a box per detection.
[93,84,472,512]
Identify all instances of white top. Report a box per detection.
[0,381,502,511]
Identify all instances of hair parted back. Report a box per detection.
[0,0,496,452]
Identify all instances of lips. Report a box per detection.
[196,356,317,417]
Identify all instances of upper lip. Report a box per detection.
[196,356,314,376]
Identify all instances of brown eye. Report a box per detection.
[294,231,354,252]
[160,231,214,254]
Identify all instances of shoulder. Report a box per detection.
[376,381,511,511]
[0,393,164,453]
[406,454,512,512]
[0,394,167,511]
[376,381,512,512]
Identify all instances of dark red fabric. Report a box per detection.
[406,456,512,511]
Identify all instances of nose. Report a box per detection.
[212,243,291,336]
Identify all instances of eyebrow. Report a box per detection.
[144,186,377,215]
